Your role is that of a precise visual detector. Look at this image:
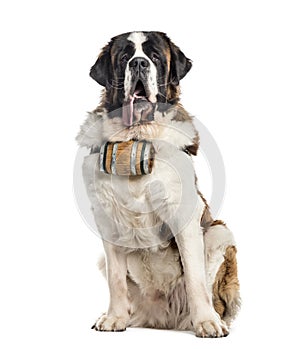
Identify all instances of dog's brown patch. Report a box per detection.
[211,220,226,227]
[212,245,241,326]
[200,205,214,230]
[171,104,192,122]
[194,175,214,230]
[93,91,107,114]
[164,46,171,73]
[184,133,199,156]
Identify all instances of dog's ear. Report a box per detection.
[90,44,112,87]
[168,40,192,86]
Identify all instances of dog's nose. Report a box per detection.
[129,57,149,74]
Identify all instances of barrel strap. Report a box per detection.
[130,141,138,175]
[140,141,147,175]
[101,142,110,173]
[90,145,101,154]
[111,143,118,175]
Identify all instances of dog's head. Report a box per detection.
[90,31,192,127]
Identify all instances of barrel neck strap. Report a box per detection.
[90,143,192,156]
[90,145,101,154]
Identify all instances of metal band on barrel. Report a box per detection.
[142,142,151,174]
[130,141,138,175]
[111,143,118,175]
[139,141,146,175]
[99,142,107,173]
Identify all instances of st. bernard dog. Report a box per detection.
[76,31,240,338]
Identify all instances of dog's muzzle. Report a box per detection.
[122,57,155,127]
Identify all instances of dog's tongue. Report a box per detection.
[122,93,145,127]
[122,95,134,127]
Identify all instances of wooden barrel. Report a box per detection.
[99,140,155,176]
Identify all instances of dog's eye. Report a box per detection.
[151,53,160,63]
[120,54,128,64]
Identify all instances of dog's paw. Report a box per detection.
[91,313,127,332]
[195,319,229,338]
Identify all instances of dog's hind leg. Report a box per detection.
[204,222,241,327]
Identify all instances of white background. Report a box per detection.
[1,1,300,348]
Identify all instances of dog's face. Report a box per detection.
[90,31,192,126]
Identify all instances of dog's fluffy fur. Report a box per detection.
[76,31,240,337]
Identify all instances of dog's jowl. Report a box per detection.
[76,31,240,338]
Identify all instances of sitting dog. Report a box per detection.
[76,31,240,337]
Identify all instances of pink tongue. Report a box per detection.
[122,93,145,127]
[122,94,134,127]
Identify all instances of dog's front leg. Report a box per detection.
[175,215,229,338]
[92,241,130,331]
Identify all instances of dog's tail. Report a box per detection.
[212,244,241,327]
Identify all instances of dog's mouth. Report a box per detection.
[132,80,148,100]
[122,79,155,127]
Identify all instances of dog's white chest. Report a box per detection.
[82,143,200,249]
